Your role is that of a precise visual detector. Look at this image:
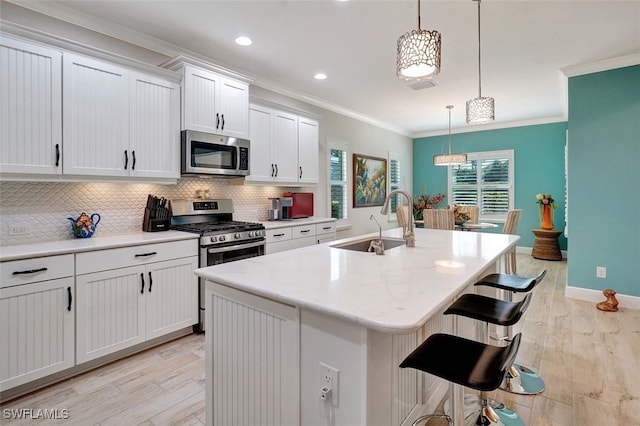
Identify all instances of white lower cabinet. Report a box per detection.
[0,255,75,391]
[75,241,198,363]
[265,220,336,254]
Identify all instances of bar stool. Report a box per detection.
[442,293,532,426]
[475,270,547,395]
[400,332,522,426]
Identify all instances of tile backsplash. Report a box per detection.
[0,178,308,245]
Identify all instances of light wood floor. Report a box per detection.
[2,255,638,425]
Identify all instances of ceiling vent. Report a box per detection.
[408,80,437,91]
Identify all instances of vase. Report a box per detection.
[540,204,554,230]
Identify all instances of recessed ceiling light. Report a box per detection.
[314,73,327,80]
[235,36,252,46]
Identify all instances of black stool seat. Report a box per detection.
[475,270,547,293]
[444,292,532,326]
[400,333,522,392]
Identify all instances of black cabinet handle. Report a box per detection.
[274,233,285,237]
[12,267,47,275]
[221,114,225,130]
[216,113,220,129]
[300,229,311,233]
[124,150,129,169]
[67,286,72,311]
[131,150,136,170]
[140,272,145,294]
[148,271,153,292]
[299,166,302,179]
[135,252,157,258]
[55,144,60,167]
[323,226,332,230]
[274,164,278,177]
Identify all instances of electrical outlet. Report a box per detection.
[9,225,28,236]
[319,362,339,407]
[596,266,607,279]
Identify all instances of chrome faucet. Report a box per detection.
[381,189,415,247]
[368,215,385,255]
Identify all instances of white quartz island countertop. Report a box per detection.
[195,227,519,334]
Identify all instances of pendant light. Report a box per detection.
[434,105,467,166]
[466,0,495,124]
[396,0,441,80]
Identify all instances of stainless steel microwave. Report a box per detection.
[181,130,250,177]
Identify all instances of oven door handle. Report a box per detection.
[207,240,265,254]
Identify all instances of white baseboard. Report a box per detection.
[565,285,640,310]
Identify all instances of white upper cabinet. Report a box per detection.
[0,37,62,175]
[63,53,180,179]
[63,53,130,177]
[297,117,319,184]
[182,64,249,139]
[247,103,319,185]
[130,72,180,178]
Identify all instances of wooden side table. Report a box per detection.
[531,229,563,260]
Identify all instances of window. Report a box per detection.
[328,139,349,225]
[388,151,402,221]
[448,150,514,221]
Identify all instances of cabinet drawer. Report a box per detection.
[266,228,292,243]
[316,222,336,236]
[1,254,74,288]
[76,240,198,275]
[291,225,315,240]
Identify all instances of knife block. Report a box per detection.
[142,208,170,232]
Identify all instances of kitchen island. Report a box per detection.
[195,227,519,426]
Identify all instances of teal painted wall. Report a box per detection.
[567,65,640,297]
[413,122,568,250]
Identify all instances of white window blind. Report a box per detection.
[449,150,514,220]
[389,152,401,218]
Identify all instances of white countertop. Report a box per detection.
[0,230,198,262]
[260,217,335,229]
[196,227,519,334]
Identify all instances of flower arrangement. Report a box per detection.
[535,193,557,209]
[452,205,471,223]
[413,185,445,220]
[536,193,557,230]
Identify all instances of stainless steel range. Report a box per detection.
[170,199,265,332]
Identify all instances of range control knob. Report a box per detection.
[219,235,226,242]
[210,236,217,243]
[248,231,255,237]
[234,233,242,239]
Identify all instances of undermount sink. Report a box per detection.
[331,237,406,252]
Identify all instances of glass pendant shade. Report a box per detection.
[466,0,495,124]
[433,153,467,166]
[397,29,441,80]
[466,96,495,124]
[434,105,467,166]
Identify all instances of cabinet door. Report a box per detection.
[0,277,74,390]
[183,65,219,133]
[247,105,274,181]
[76,266,145,363]
[0,37,62,175]
[219,77,249,139]
[130,72,180,178]
[297,117,319,184]
[145,256,198,340]
[272,110,299,183]
[63,53,129,176]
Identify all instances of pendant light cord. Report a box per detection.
[447,105,453,154]
[476,0,482,98]
[417,0,421,30]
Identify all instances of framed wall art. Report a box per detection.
[353,153,387,207]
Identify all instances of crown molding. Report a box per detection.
[561,53,640,77]
[412,116,567,139]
